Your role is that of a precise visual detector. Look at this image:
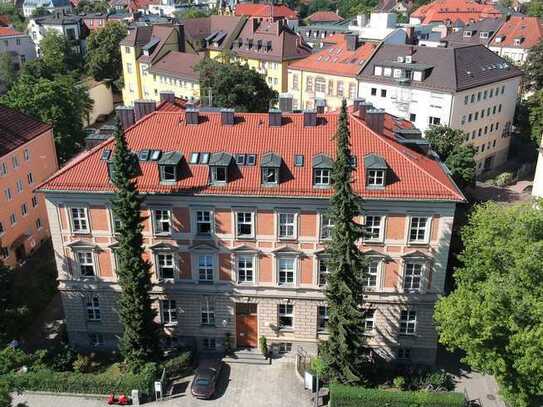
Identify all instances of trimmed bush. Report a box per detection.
[330,384,465,407]
[162,352,192,378]
[494,172,514,187]
[2,362,158,398]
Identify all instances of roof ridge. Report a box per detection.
[349,113,464,201]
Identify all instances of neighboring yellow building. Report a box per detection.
[82,78,114,126]
[287,34,378,111]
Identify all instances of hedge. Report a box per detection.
[2,363,158,398]
[162,351,192,379]
[330,384,465,407]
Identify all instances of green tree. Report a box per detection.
[435,201,543,407]
[322,100,368,385]
[527,0,543,17]
[195,57,277,112]
[110,124,159,372]
[86,21,127,84]
[425,125,476,188]
[174,7,211,19]
[75,0,110,13]
[1,72,93,162]
[524,39,543,91]
[0,265,28,347]
[39,30,80,75]
[0,4,26,32]
[0,380,10,407]
[337,0,378,18]
[0,53,17,92]
[527,90,543,145]
[31,6,50,17]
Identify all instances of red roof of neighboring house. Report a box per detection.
[306,11,344,23]
[156,97,188,112]
[489,16,543,49]
[0,105,52,157]
[411,0,502,25]
[38,109,464,202]
[235,3,298,19]
[0,27,23,37]
[289,34,377,76]
[0,15,12,27]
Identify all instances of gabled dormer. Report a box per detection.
[208,152,232,185]
[260,152,282,186]
[364,154,388,188]
[312,153,333,187]
[158,151,182,183]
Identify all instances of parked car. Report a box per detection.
[190,360,224,399]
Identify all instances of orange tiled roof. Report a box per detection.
[411,0,502,24]
[288,35,377,77]
[489,16,543,49]
[0,15,12,27]
[234,3,298,19]
[38,109,463,202]
[0,27,23,37]
[306,11,344,23]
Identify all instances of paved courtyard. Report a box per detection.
[12,359,312,407]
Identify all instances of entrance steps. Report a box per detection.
[223,349,270,365]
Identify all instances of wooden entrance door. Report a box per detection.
[236,303,258,348]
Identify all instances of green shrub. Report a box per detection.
[2,362,158,398]
[495,172,514,187]
[393,376,406,390]
[162,352,192,379]
[413,371,455,391]
[73,355,92,373]
[330,384,465,407]
[259,336,268,356]
[0,347,34,375]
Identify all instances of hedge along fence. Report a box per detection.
[330,384,466,407]
[2,363,159,399]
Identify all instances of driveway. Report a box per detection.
[12,359,312,407]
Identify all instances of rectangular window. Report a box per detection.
[16,179,23,193]
[203,337,216,350]
[27,172,33,184]
[212,167,227,183]
[196,210,212,234]
[198,255,214,282]
[464,95,469,105]
[126,62,133,74]
[21,203,27,216]
[0,162,6,176]
[278,257,295,285]
[371,88,377,96]
[348,83,356,100]
[404,262,423,291]
[327,80,334,96]
[318,306,328,332]
[364,216,383,241]
[12,156,19,169]
[10,213,16,225]
[32,196,38,208]
[475,111,479,120]
[318,258,329,286]
[160,165,176,182]
[71,208,89,233]
[89,333,104,347]
[278,304,293,329]
[157,253,175,280]
[398,347,411,360]
[0,222,3,235]
[400,310,417,335]
[364,309,375,333]
[380,89,387,98]
[292,73,298,90]
[383,67,392,76]
[86,295,101,321]
[36,218,42,230]
[23,148,30,161]
[306,76,313,92]
[161,299,177,325]
[315,78,325,93]
[153,209,171,234]
[428,116,441,125]
[364,261,379,289]
[278,213,296,239]
[236,212,254,238]
[320,214,334,240]
[201,297,215,325]
[337,81,344,97]
[367,170,385,186]
[408,217,430,243]
[409,113,416,122]
[4,188,11,201]
[237,255,254,283]
[78,251,95,277]
[314,169,330,186]
[263,167,278,185]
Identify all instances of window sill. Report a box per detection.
[163,323,178,327]
[154,232,172,237]
[235,236,255,241]
[237,281,255,285]
[200,324,216,328]
[278,328,294,333]
[195,233,213,238]
[363,240,384,245]
[198,280,214,284]
[277,283,296,288]
[407,242,430,247]
[399,333,417,337]
[87,319,101,323]
[278,237,297,241]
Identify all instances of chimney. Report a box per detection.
[353,98,364,117]
[278,93,293,113]
[276,19,284,35]
[359,101,373,121]
[159,91,175,104]
[366,108,385,134]
[185,108,199,125]
[268,108,282,127]
[303,109,317,127]
[344,33,358,51]
[221,108,235,125]
[134,99,156,122]
[405,26,415,45]
[115,106,135,129]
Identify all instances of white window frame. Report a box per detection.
[363,215,385,242]
[317,305,329,332]
[70,207,90,234]
[155,252,176,281]
[235,211,254,239]
[363,309,375,334]
[313,168,331,187]
[277,256,296,286]
[408,216,431,244]
[367,170,385,187]
[76,250,96,278]
[263,167,278,185]
[236,254,255,283]
[278,212,297,239]
[363,259,380,290]
[403,261,426,293]
[159,165,177,182]
[211,166,227,184]
[161,299,178,326]
[399,309,417,335]
[195,209,213,235]
[319,212,334,241]
[318,257,330,287]
[152,209,171,235]
[201,296,215,326]
[197,254,214,282]
[86,295,101,321]
[278,303,294,330]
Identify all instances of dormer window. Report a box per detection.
[260,152,282,186]
[158,151,182,183]
[364,154,388,188]
[463,30,472,38]
[312,153,334,187]
[514,37,523,46]
[208,152,232,185]
[479,31,489,39]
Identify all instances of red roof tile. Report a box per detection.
[0,105,52,157]
[39,109,464,202]
[235,3,298,19]
[411,0,502,24]
[306,11,344,23]
[289,35,377,76]
[489,16,543,49]
[0,27,23,37]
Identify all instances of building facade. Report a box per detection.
[0,27,36,77]
[358,43,522,173]
[0,105,59,267]
[39,103,464,363]
[22,0,71,18]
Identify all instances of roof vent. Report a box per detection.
[159,91,175,104]
[134,99,156,122]
[366,108,385,135]
[186,108,199,125]
[303,109,317,127]
[315,99,326,114]
[115,106,135,130]
[220,108,235,126]
[278,93,293,113]
[269,108,282,127]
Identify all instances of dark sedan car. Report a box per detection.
[190,360,224,399]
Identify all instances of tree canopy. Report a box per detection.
[527,0,543,17]
[526,90,543,146]
[75,0,110,13]
[174,7,211,19]
[524,39,543,91]
[425,125,476,188]
[39,30,81,74]
[0,53,18,92]
[195,57,277,112]
[86,21,127,84]
[435,201,543,407]
[0,4,26,32]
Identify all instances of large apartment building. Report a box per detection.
[358,43,522,173]
[38,101,464,364]
[0,105,59,267]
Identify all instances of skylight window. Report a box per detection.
[295,155,304,167]
[138,150,150,161]
[190,152,199,164]
[150,150,162,161]
[246,154,256,166]
[200,153,210,164]
[101,149,112,161]
[235,154,246,165]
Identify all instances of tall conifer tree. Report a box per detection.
[323,100,368,385]
[111,123,159,371]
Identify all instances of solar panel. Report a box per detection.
[236,154,246,165]
[294,155,304,167]
[101,149,112,161]
[200,153,210,164]
[138,150,150,161]
[150,150,162,161]
[246,154,256,166]
[190,152,200,164]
